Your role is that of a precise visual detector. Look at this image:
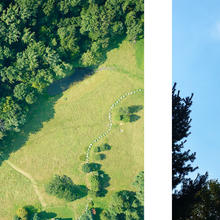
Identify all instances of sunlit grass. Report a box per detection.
[0,39,144,219]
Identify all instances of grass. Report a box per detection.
[135,39,144,71]
[0,39,144,219]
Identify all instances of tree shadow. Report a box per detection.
[60,218,72,220]
[0,93,62,166]
[47,67,95,96]
[38,211,57,219]
[128,105,143,114]
[76,185,88,199]
[23,205,38,219]
[97,170,111,197]
[130,114,141,122]
[0,64,105,166]
[93,208,103,220]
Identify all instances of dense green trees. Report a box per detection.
[0,0,144,144]
[82,163,101,173]
[133,171,144,205]
[100,171,144,220]
[189,180,220,219]
[45,174,87,201]
[100,190,143,220]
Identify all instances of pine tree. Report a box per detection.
[172,83,208,219]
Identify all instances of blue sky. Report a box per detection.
[173,0,220,180]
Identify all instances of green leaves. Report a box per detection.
[0,96,28,132]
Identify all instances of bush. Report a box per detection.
[94,153,106,161]
[100,210,115,220]
[121,114,130,122]
[93,146,101,152]
[13,216,20,220]
[16,207,28,219]
[88,190,97,197]
[79,154,87,161]
[119,107,129,115]
[82,163,101,173]
[100,143,111,151]
[33,213,41,220]
[80,208,93,220]
[45,175,78,201]
[89,173,100,192]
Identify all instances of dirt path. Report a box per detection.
[6,160,46,208]
[4,86,144,217]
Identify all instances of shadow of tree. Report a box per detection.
[130,114,141,122]
[76,185,88,200]
[0,33,127,167]
[23,205,38,219]
[128,105,143,114]
[47,67,95,96]
[0,68,103,167]
[38,210,57,219]
[93,208,103,220]
[0,93,62,166]
[97,170,111,197]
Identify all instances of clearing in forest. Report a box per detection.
[0,39,144,219]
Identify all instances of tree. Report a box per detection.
[45,175,78,201]
[82,163,101,173]
[16,207,28,220]
[94,153,105,161]
[33,213,41,220]
[0,96,28,132]
[106,190,143,219]
[172,83,208,219]
[133,171,144,205]
[0,0,144,153]
[189,180,220,220]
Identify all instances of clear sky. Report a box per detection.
[173,0,220,180]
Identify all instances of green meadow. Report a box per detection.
[0,39,144,219]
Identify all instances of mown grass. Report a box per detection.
[135,39,144,71]
[0,39,144,219]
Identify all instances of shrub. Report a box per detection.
[100,143,111,151]
[118,107,129,115]
[121,114,130,122]
[100,210,115,220]
[89,173,100,192]
[33,213,41,220]
[88,190,97,197]
[45,175,78,201]
[94,153,106,161]
[16,207,28,219]
[93,146,101,152]
[80,208,93,220]
[79,154,87,161]
[82,163,101,173]
[13,216,20,220]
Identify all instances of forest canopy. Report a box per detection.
[0,0,144,143]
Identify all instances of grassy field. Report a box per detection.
[0,39,144,219]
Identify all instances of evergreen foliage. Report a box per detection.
[172,83,208,219]
[45,174,85,201]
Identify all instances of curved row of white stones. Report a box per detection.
[85,88,144,162]
[78,88,144,219]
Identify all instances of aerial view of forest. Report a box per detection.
[0,0,144,219]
